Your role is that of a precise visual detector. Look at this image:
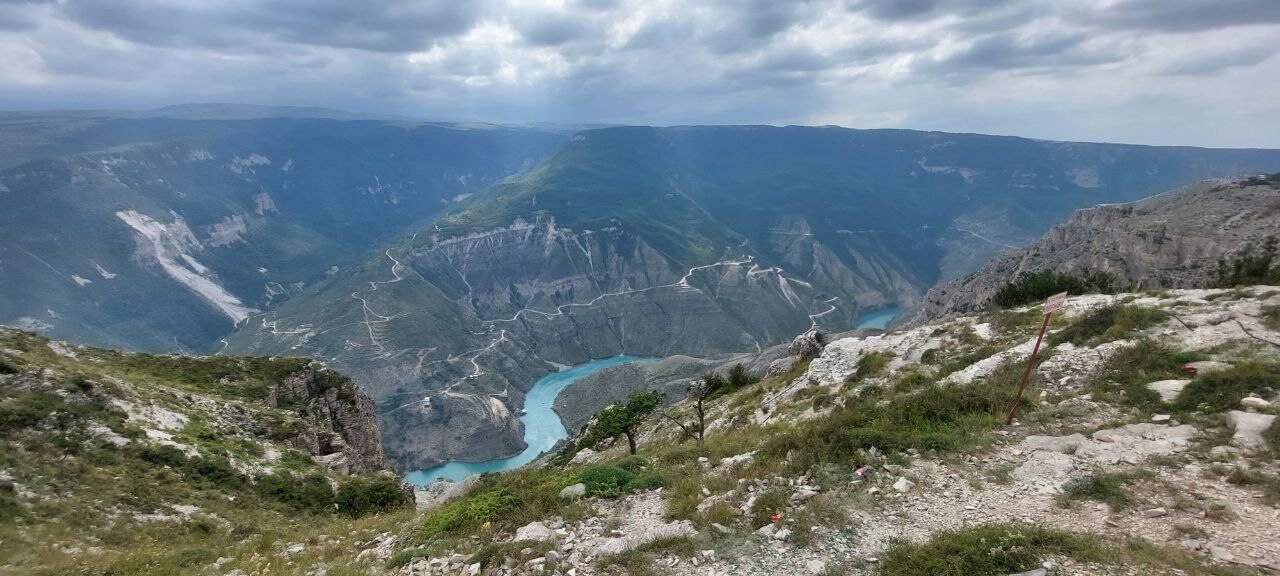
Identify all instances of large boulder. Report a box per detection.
[787,331,826,359]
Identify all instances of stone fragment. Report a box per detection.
[559,483,587,500]
[1209,546,1236,563]
[1227,411,1276,451]
[1145,379,1191,403]
[1240,396,1271,410]
[514,521,556,542]
[1141,507,1168,518]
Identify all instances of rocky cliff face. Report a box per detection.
[268,366,389,474]
[915,177,1280,321]
[230,216,856,471]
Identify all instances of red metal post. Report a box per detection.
[1005,311,1052,425]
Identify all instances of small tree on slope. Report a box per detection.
[581,390,663,455]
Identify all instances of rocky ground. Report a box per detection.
[388,286,1280,576]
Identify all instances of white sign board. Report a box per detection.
[1044,292,1068,314]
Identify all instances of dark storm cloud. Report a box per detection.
[1162,45,1275,76]
[513,10,590,47]
[704,0,818,54]
[847,0,1011,22]
[1083,0,1280,32]
[60,0,487,52]
[918,31,1126,74]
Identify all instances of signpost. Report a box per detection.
[1004,292,1067,425]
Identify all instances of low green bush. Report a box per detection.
[0,481,20,522]
[580,465,633,497]
[1050,305,1168,346]
[1087,340,1202,411]
[577,464,664,497]
[614,455,649,473]
[847,351,892,384]
[761,363,1025,473]
[879,524,1102,576]
[336,474,411,517]
[991,270,1115,308]
[417,487,517,541]
[1057,471,1150,510]
[256,472,334,513]
[1213,237,1280,287]
[1175,361,1280,413]
[749,488,789,528]
[0,391,63,430]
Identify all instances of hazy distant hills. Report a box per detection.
[0,113,569,350]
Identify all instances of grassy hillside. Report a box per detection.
[0,329,412,576]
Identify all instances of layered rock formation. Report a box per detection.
[916,176,1280,321]
[269,366,389,474]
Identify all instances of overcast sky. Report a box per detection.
[1,0,1278,147]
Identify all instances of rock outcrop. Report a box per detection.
[268,366,389,474]
[916,177,1280,322]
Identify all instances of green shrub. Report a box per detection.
[879,524,1101,576]
[172,547,217,567]
[138,444,188,468]
[761,365,1023,471]
[184,455,245,490]
[417,488,517,541]
[1175,361,1280,413]
[1050,305,1168,346]
[624,472,665,492]
[135,445,245,490]
[749,488,789,528]
[0,355,19,374]
[0,481,20,522]
[614,455,649,473]
[991,270,1115,308]
[1213,237,1280,287]
[1088,340,1202,410]
[1057,471,1150,510]
[705,363,761,401]
[579,465,634,498]
[847,351,892,384]
[256,471,334,513]
[0,391,63,430]
[336,474,411,517]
